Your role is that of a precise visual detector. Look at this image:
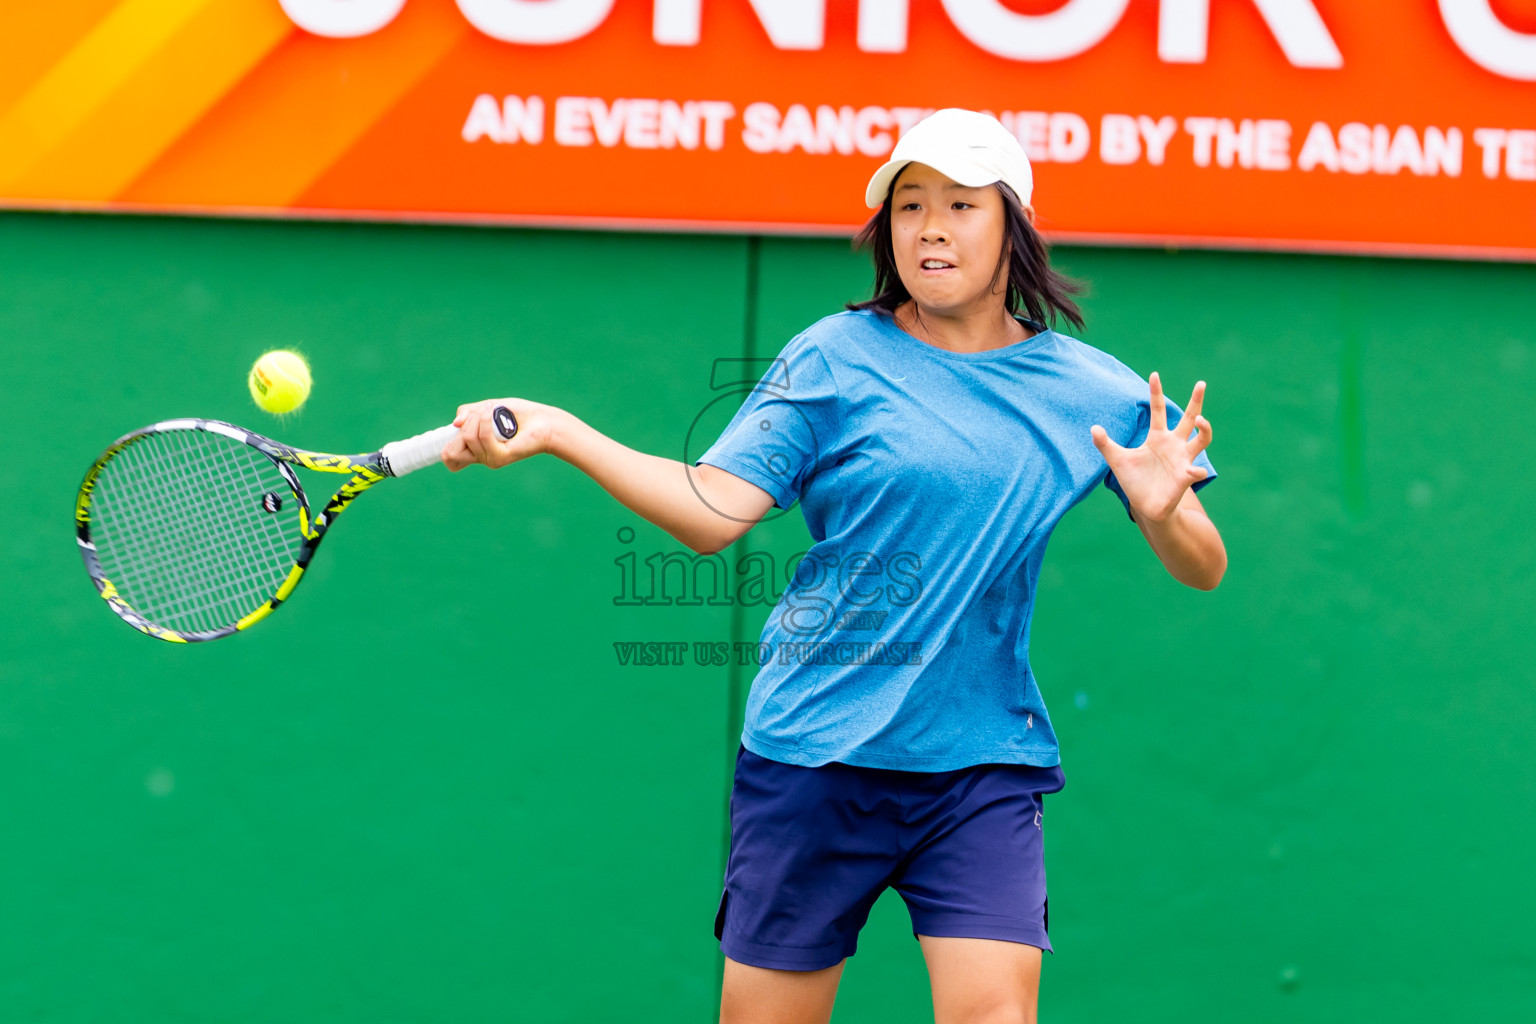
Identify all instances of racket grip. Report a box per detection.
[380,424,459,477]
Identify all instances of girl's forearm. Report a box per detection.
[1135,502,1227,590]
[548,410,757,554]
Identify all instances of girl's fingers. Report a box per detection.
[1187,380,1206,420]
[460,409,488,464]
[476,407,513,466]
[1187,415,1213,456]
[1148,371,1167,432]
[441,433,471,472]
[1091,424,1126,460]
[1173,381,1206,440]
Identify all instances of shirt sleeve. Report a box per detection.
[1102,393,1218,520]
[695,334,841,510]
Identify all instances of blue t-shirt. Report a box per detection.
[697,309,1216,771]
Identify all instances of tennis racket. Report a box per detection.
[74,405,520,643]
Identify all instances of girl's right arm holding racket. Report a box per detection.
[444,398,772,555]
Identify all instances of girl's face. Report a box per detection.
[889,162,1010,319]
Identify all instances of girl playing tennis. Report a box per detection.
[445,107,1224,1024]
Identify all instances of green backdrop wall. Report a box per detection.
[2,210,1532,1022]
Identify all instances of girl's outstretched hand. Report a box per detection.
[443,397,562,472]
[1090,372,1212,523]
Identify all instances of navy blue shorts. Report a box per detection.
[715,746,1065,971]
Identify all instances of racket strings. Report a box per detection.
[96,433,283,631]
[89,430,304,634]
[96,431,298,632]
[131,431,300,628]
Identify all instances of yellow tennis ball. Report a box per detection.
[248,350,312,414]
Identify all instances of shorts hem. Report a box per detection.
[909,912,1053,954]
[719,932,853,972]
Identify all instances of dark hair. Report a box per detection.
[846,180,1084,333]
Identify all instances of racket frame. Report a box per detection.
[75,418,396,643]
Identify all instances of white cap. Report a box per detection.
[863,108,1033,210]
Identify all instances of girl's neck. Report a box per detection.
[894,299,1032,354]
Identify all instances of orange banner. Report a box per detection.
[2,1,1535,258]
